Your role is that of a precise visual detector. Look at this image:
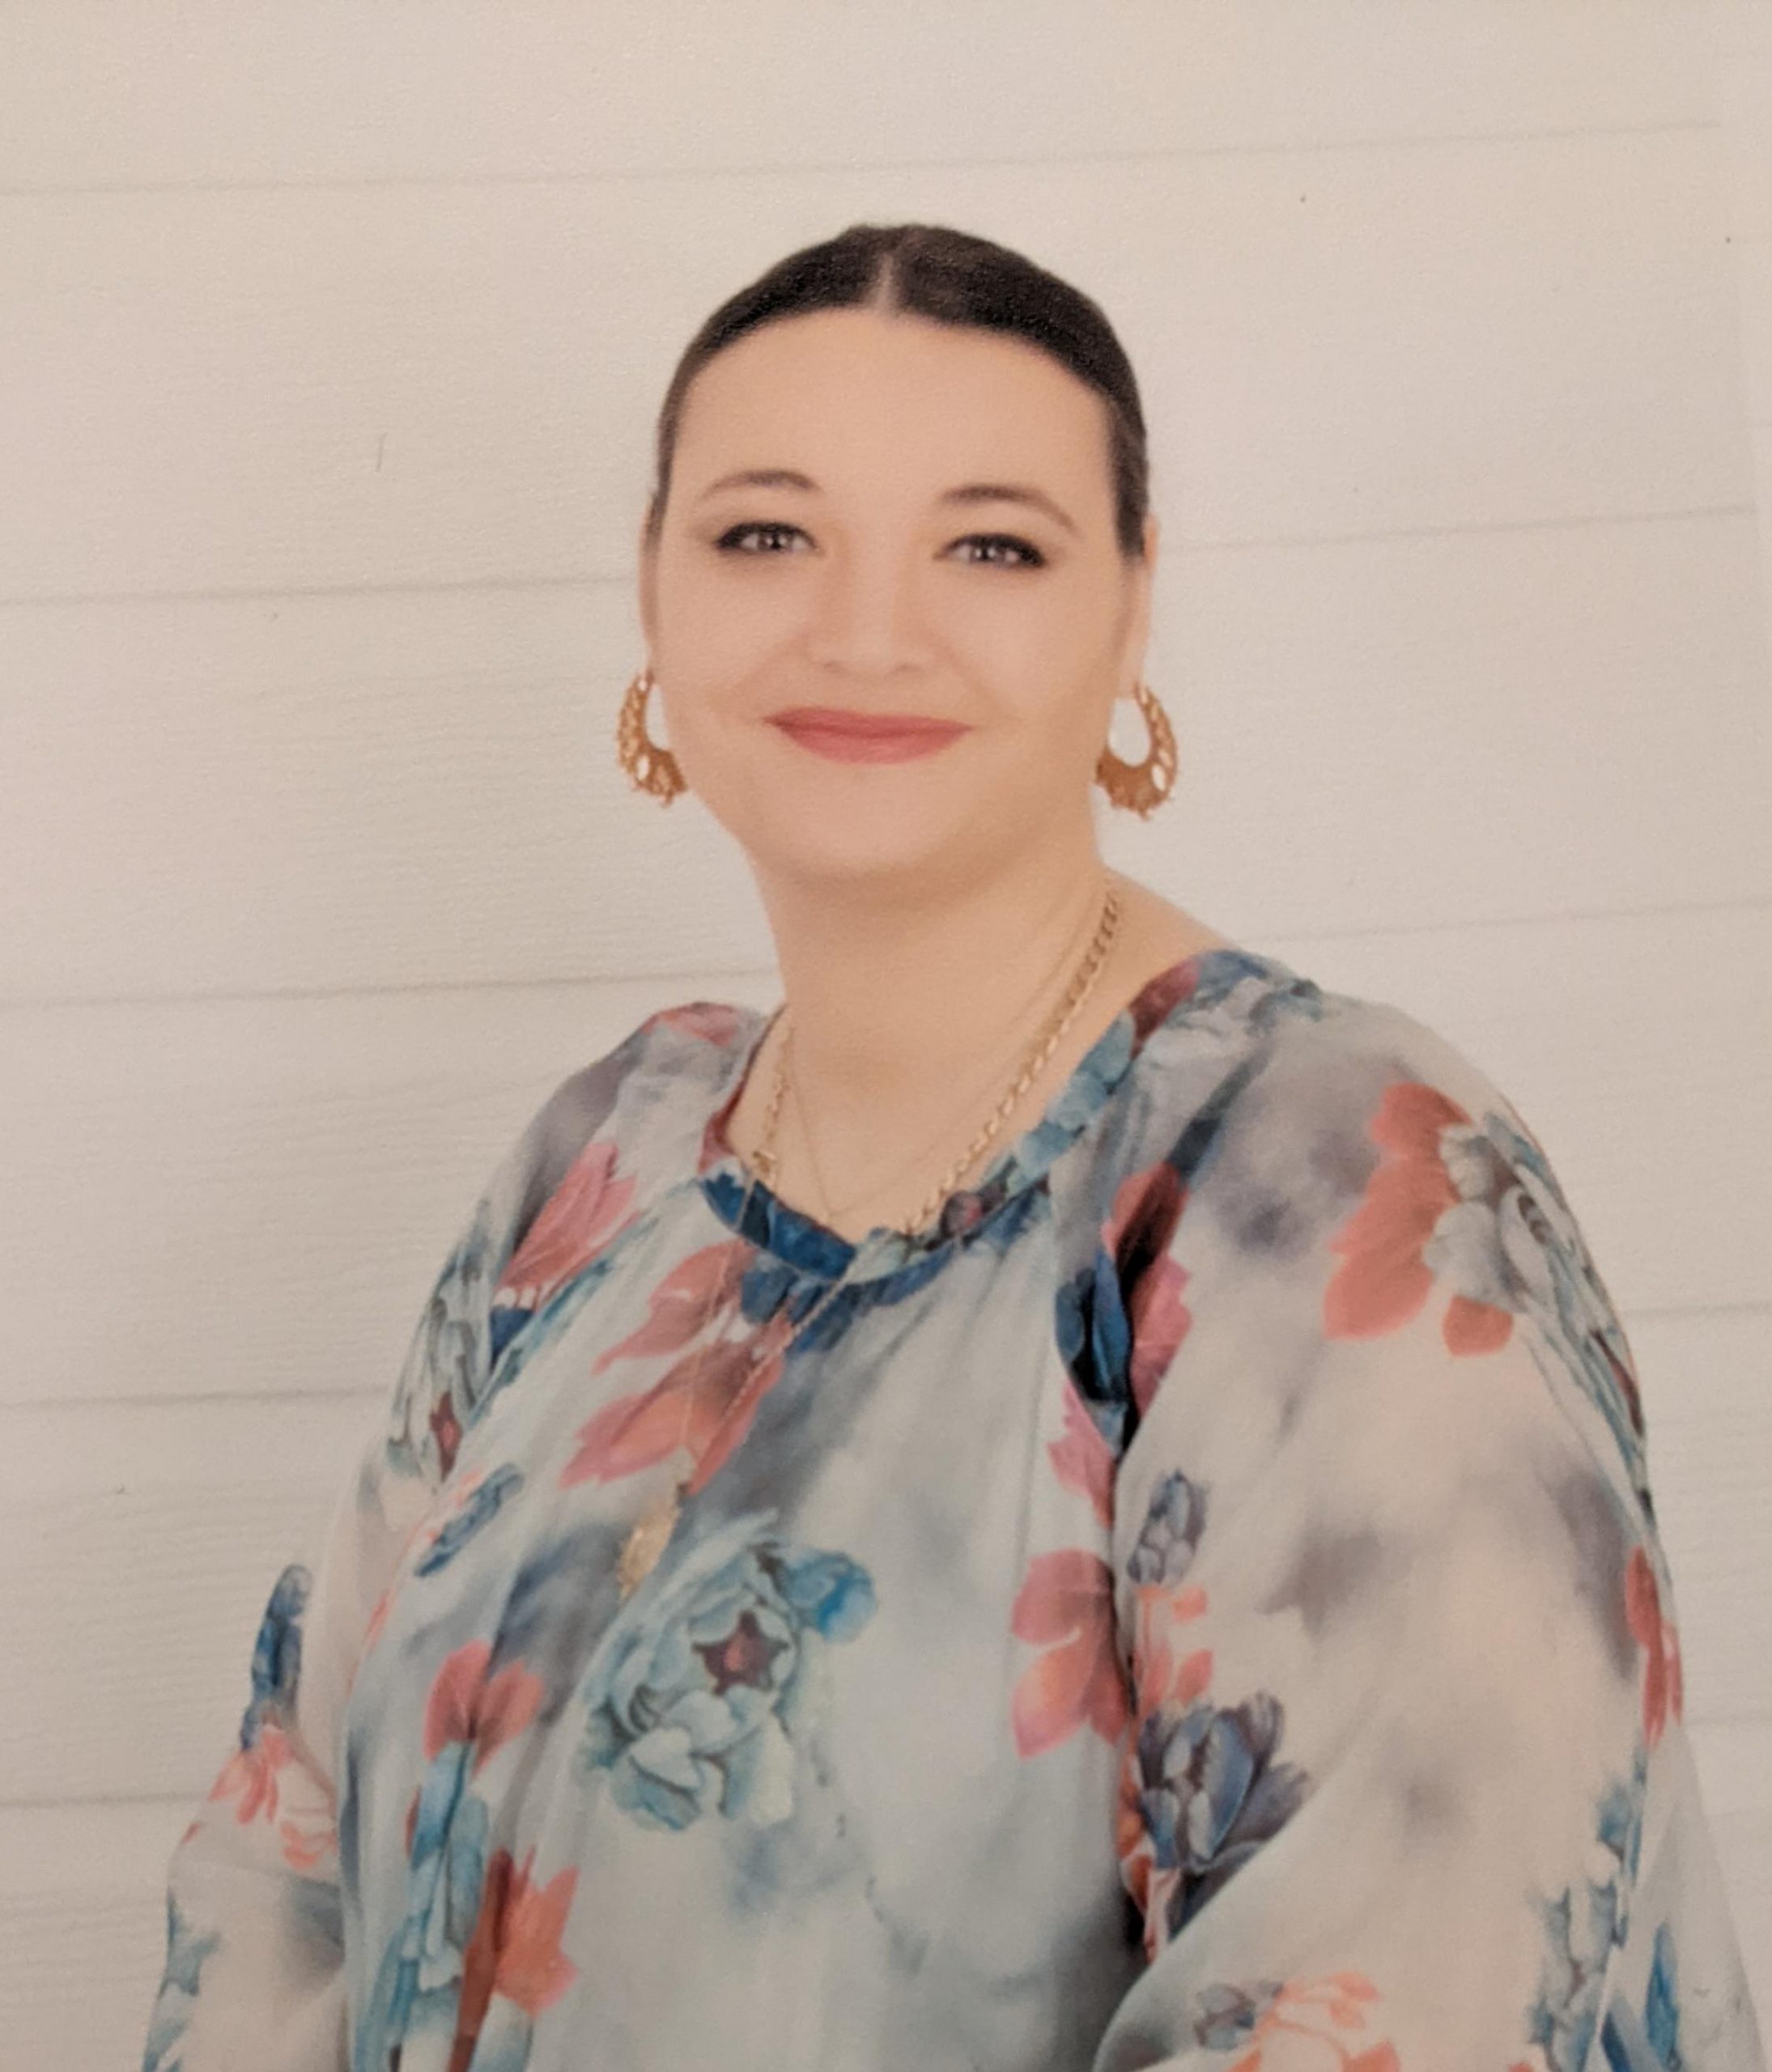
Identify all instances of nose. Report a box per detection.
[802,542,935,681]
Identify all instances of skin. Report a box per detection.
[635,304,1233,1242]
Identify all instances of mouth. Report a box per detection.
[768,707,968,737]
[767,707,971,765]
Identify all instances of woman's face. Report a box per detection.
[636,305,1156,891]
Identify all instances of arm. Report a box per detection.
[140,1047,622,2072]
[1089,1004,1763,2071]
[141,1459,420,2072]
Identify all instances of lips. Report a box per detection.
[767,707,970,765]
[768,707,967,738]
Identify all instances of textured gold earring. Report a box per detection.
[618,664,1175,815]
[616,665,687,804]
[1094,680,1177,817]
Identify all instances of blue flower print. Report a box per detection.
[1600,1923,1684,2072]
[140,1893,221,2072]
[414,1463,525,1577]
[1184,1978,1285,2051]
[577,1509,876,1832]
[1132,1691,1310,1938]
[1528,1752,1651,2072]
[239,1561,309,1747]
[1128,1467,1209,1586]
[354,1748,492,2061]
[1431,1106,1652,1513]
[354,1640,545,2065]
[389,1204,505,1484]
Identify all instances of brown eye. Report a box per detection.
[952,533,1046,569]
[712,523,1043,566]
[716,522,807,554]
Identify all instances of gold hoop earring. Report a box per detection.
[616,665,687,804]
[619,664,1174,814]
[1094,680,1177,817]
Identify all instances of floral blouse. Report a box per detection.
[142,945,1765,2072]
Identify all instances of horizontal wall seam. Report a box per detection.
[2,894,1768,1020]
[0,115,1724,204]
[0,502,1757,615]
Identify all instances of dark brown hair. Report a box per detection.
[641,223,1151,563]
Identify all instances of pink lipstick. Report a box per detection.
[768,707,971,764]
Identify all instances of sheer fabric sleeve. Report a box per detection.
[1090,1005,1765,2072]
[139,1065,593,2072]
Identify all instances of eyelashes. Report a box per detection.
[712,521,1047,570]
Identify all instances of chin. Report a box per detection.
[742,807,979,887]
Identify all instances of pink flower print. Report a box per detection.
[1048,1379,1115,1528]
[448,1845,580,2072]
[209,1722,292,1826]
[562,1297,795,1493]
[1009,1548,1129,1757]
[423,1639,544,1774]
[1323,1080,1515,1355]
[495,1136,638,1314]
[276,1815,335,1871]
[484,1848,579,2014]
[589,1238,752,1375]
[206,1725,337,1871]
[1219,1972,1395,2072]
[1625,1543,1684,1748]
[1128,1582,1212,1723]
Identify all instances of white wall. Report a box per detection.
[2,5,1768,2062]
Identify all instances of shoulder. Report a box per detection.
[1120,955,1549,1231]
[1057,951,1617,1424]
[1104,961,1651,1509]
[383,996,764,1486]
[514,996,763,1217]
[476,992,769,1301]
[1073,952,1543,1252]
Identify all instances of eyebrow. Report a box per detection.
[695,468,1079,537]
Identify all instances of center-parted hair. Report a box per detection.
[642,223,1152,563]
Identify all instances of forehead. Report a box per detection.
[673,307,1112,497]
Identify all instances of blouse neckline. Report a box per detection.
[694,943,1292,1287]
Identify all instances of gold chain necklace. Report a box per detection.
[788,885,1120,1235]
[614,880,1124,1599]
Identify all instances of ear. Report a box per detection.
[1122,511,1159,691]
[637,521,659,652]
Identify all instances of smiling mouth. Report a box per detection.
[767,710,971,763]
[767,707,970,737]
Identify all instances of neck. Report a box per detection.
[730,835,1231,1233]
[758,843,1114,1110]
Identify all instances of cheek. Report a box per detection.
[663,626,800,725]
[686,562,795,628]
[1008,677,1124,788]
[950,576,1113,680]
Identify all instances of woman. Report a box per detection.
[142,223,1764,2072]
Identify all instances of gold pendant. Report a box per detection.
[616,1484,682,1599]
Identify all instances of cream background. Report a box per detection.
[1,4,1768,2061]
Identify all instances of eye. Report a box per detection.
[708,522,1044,571]
[950,533,1046,570]
[715,521,808,554]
